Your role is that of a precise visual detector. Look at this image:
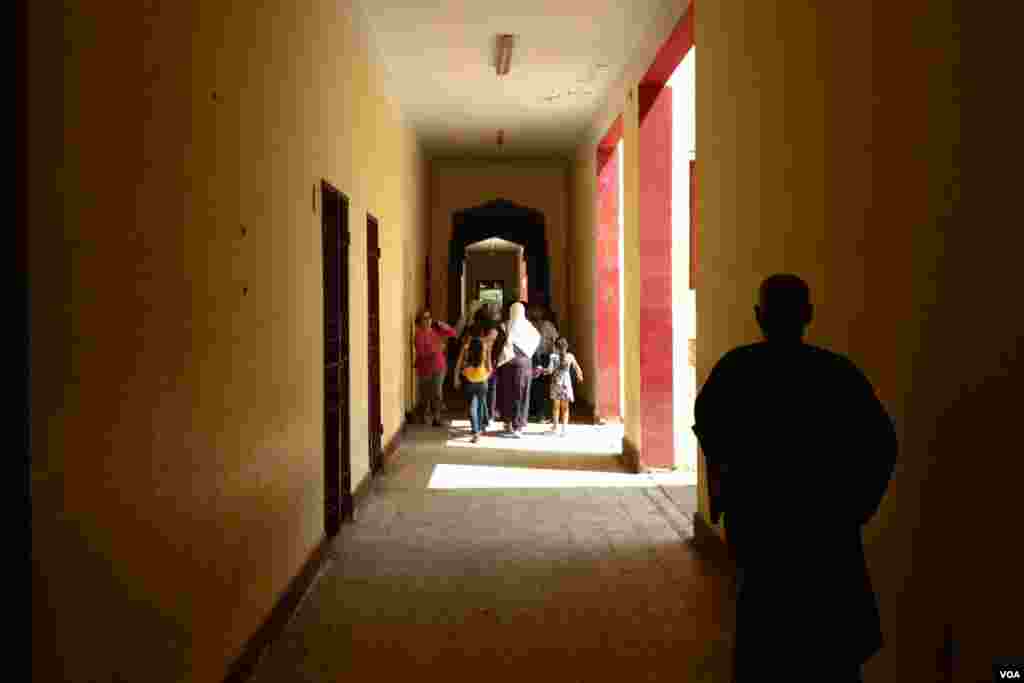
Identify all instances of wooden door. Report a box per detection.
[367,214,383,474]
[322,181,352,537]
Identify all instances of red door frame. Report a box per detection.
[636,2,694,470]
[595,116,623,422]
[593,2,694,438]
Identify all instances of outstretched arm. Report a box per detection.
[453,339,468,388]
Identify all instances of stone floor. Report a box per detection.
[250,420,737,682]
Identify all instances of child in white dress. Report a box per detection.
[546,337,584,436]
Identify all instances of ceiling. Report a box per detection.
[355,0,676,157]
[466,237,522,253]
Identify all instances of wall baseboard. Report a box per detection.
[223,535,333,683]
[223,418,407,682]
[353,418,407,517]
[621,434,641,473]
[382,418,406,469]
[693,511,735,563]
[352,468,374,514]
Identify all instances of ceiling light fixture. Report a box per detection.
[496,34,516,76]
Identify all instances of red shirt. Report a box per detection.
[414,322,455,377]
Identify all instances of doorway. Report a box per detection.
[476,279,504,310]
[448,199,549,323]
[367,214,383,475]
[321,180,352,537]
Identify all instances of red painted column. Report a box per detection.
[595,147,621,421]
[638,84,674,469]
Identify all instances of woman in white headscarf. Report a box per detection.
[496,301,541,437]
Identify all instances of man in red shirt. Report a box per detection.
[413,309,455,426]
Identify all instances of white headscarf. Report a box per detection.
[506,302,540,358]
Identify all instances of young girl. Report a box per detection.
[546,337,583,436]
[454,324,494,443]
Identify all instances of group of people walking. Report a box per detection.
[413,300,582,441]
[414,273,897,681]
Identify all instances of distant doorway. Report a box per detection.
[477,279,504,309]
[367,214,383,475]
[463,237,522,318]
[449,199,549,322]
[321,181,353,536]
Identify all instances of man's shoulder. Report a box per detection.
[804,344,866,375]
[715,342,863,373]
[714,343,764,366]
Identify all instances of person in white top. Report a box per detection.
[496,302,540,437]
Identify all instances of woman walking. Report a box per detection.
[497,302,540,438]
[413,309,455,426]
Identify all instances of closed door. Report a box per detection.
[367,214,383,474]
[322,181,352,537]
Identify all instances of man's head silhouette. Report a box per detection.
[755,274,813,341]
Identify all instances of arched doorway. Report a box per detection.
[449,199,550,322]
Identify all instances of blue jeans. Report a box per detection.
[463,380,489,434]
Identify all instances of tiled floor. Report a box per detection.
[251,421,736,682]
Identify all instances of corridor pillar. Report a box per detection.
[638,84,675,470]
[621,86,642,470]
[595,143,622,422]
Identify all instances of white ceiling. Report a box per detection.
[355,0,676,157]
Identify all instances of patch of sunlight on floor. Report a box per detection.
[444,420,625,454]
[428,463,664,489]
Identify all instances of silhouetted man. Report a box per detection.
[693,274,897,683]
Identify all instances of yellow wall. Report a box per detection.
[430,160,571,326]
[29,1,427,681]
[698,1,965,679]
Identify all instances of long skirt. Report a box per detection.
[487,373,498,420]
[498,354,533,431]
